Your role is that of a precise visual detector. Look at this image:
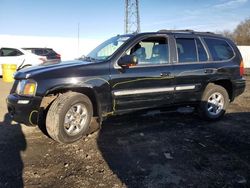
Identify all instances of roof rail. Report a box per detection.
[157,29,217,35]
[157,29,194,33]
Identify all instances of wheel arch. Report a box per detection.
[209,79,233,101]
[40,85,101,118]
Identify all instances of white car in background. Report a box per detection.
[0,47,47,76]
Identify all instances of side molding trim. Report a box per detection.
[113,87,175,96]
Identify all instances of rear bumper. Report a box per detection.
[232,77,246,100]
[6,94,42,126]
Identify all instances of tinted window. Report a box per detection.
[0,48,23,56]
[204,38,234,61]
[127,37,169,65]
[196,39,208,61]
[34,49,44,55]
[176,38,197,62]
[45,49,56,55]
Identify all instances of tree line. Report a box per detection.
[219,18,250,45]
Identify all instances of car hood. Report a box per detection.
[14,60,93,79]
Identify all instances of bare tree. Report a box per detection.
[234,18,250,45]
[218,18,250,45]
[217,30,234,41]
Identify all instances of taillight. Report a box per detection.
[240,60,245,76]
[56,54,61,59]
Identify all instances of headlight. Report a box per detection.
[16,80,37,96]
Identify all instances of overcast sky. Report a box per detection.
[0,0,249,39]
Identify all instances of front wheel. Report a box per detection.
[46,92,93,143]
[198,83,229,120]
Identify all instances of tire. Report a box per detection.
[198,83,229,120]
[46,92,93,143]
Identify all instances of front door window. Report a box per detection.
[126,37,169,65]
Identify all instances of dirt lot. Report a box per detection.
[0,77,250,188]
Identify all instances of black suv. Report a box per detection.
[7,30,246,143]
[22,48,61,61]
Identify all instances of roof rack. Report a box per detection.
[157,29,216,35]
[157,29,194,33]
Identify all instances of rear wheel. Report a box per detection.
[198,83,229,120]
[46,92,93,143]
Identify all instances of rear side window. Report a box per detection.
[34,49,45,55]
[204,38,234,61]
[45,49,55,55]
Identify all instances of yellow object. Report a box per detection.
[2,64,17,82]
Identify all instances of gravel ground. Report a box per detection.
[0,76,249,188]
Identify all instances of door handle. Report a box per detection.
[204,69,214,74]
[160,72,171,77]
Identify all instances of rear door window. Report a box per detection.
[204,38,234,61]
[176,38,208,63]
[176,38,198,63]
[196,39,208,61]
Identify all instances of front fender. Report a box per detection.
[40,77,112,120]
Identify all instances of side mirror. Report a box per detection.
[118,55,138,68]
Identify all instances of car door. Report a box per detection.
[110,35,175,113]
[171,34,209,104]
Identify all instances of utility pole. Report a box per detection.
[124,0,141,34]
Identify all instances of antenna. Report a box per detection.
[124,0,141,34]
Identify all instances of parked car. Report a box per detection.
[0,47,47,76]
[22,48,61,61]
[7,30,246,143]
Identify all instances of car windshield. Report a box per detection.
[84,35,131,61]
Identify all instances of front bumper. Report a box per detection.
[6,94,42,126]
